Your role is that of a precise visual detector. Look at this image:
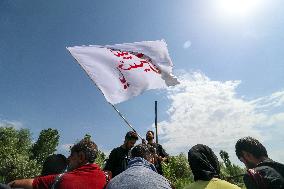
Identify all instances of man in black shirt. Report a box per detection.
[146,130,168,175]
[104,131,138,178]
[235,137,284,189]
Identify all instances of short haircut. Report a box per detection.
[235,137,268,159]
[41,154,67,176]
[125,131,138,141]
[71,138,98,163]
[131,144,152,160]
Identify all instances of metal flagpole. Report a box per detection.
[68,48,143,140]
[155,101,158,144]
[110,103,143,140]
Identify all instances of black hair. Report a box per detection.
[235,137,268,159]
[131,144,152,160]
[41,154,67,176]
[71,138,98,163]
[188,144,220,181]
[125,131,138,141]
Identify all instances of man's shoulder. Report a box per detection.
[213,179,241,188]
[32,174,57,189]
[109,146,123,154]
[62,164,106,187]
[69,163,105,175]
[112,146,122,151]
[244,160,284,189]
[257,159,284,173]
[255,160,284,179]
[184,179,240,189]
[107,167,171,189]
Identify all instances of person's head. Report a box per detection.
[68,138,98,171]
[188,144,220,181]
[235,137,268,169]
[131,144,154,163]
[124,131,138,150]
[41,154,68,176]
[146,130,154,141]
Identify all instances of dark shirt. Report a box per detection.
[104,146,130,178]
[147,143,168,175]
[243,159,284,189]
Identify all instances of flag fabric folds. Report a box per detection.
[67,40,179,104]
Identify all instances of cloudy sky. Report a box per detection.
[1,0,283,164]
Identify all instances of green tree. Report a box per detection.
[0,127,40,182]
[219,150,246,188]
[95,150,106,168]
[31,128,60,166]
[163,153,193,189]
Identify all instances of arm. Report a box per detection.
[104,149,117,172]
[8,179,34,189]
[243,173,259,189]
[157,144,169,162]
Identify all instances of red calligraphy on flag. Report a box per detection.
[109,49,161,90]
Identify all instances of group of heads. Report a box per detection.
[43,134,267,179]
[188,137,268,181]
[42,137,99,175]
[123,130,156,162]
[123,130,156,150]
[43,130,155,175]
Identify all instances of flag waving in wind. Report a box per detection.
[67,40,179,104]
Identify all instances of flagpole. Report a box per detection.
[67,48,143,140]
[155,101,158,144]
[110,103,143,140]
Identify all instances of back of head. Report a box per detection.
[41,154,67,176]
[71,138,98,163]
[235,137,268,159]
[188,144,220,181]
[131,144,152,161]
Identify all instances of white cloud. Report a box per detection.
[158,72,284,163]
[183,40,192,49]
[0,119,24,129]
[271,149,284,163]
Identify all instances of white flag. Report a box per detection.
[67,40,179,104]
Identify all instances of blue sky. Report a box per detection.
[1,0,284,164]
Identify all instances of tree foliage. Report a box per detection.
[219,150,246,188]
[0,126,60,183]
[0,127,40,182]
[163,153,193,189]
[31,128,59,165]
[95,150,106,168]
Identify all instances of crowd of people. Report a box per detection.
[0,131,283,189]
